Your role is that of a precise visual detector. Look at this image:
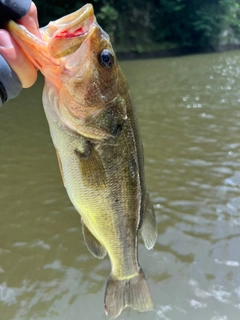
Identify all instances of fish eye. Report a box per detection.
[98,49,114,69]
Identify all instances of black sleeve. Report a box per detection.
[0,0,32,106]
[0,0,31,28]
[0,55,22,106]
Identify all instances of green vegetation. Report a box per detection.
[34,0,240,54]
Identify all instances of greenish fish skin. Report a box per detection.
[7,4,157,318]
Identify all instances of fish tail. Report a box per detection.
[104,269,153,319]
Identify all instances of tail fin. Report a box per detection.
[104,269,153,319]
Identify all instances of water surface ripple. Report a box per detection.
[1,51,240,319]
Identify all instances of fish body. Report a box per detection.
[8,4,157,318]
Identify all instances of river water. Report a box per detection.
[1,50,240,320]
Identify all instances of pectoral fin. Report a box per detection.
[82,221,107,259]
[74,141,106,188]
[140,192,157,250]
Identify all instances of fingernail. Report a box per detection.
[0,30,13,48]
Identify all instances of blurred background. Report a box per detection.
[35,0,240,57]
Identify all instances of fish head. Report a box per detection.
[7,4,128,139]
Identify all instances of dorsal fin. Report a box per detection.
[140,192,157,250]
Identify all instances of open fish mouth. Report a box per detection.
[45,3,96,58]
[7,4,96,63]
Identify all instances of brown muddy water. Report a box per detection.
[1,51,240,320]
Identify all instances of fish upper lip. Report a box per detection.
[6,3,96,61]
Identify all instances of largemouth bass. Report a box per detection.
[7,4,157,318]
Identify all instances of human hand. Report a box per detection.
[0,1,40,106]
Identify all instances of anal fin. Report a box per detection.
[82,221,107,259]
[140,192,157,250]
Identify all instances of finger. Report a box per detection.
[18,2,41,38]
[0,29,37,88]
